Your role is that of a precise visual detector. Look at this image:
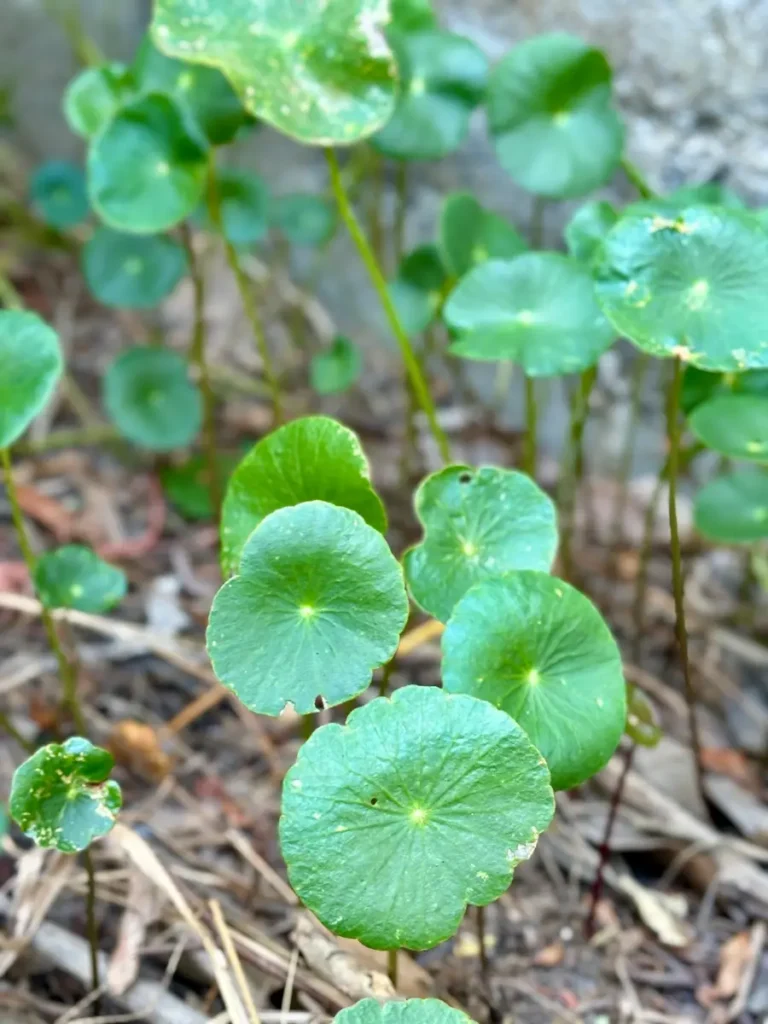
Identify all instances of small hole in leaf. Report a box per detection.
[314,695,325,711]
[458,472,472,484]
[370,796,378,805]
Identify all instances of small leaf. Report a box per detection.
[63,62,133,138]
[271,194,337,247]
[10,737,122,853]
[30,161,89,229]
[132,34,247,146]
[208,501,408,715]
[221,416,386,577]
[0,311,63,449]
[88,93,208,234]
[161,453,236,520]
[390,245,448,336]
[404,465,558,623]
[195,168,270,246]
[83,227,188,309]
[564,199,618,264]
[373,31,488,161]
[390,0,437,32]
[487,34,624,199]
[34,545,127,613]
[280,685,554,949]
[151,0,397,146]
[445,253,616,374]
[310,336,362,395]
[681,366,768,415]
[104,346,202,451]
[439,192,527,279]
[688,394,768,462]
[694,470,768,544]
[593,206,768,371]
[442,571,626,790]
[336,1001,474,1024]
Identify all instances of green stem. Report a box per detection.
[523,375,537,478]
[182,225,222,521]
[1,446,84,733]
[0,273,22,311]
[394,161,408,265]
[368,149,385,267]
[621,158,655,200]
[476,905,489,981]
[14,425,118,456]
[0,710,33,752]
[325,148,450,463]
[611,353,650,552]
[666,357,706,805]
[83,847,101,1004]
[43,0,104,67]
[301,716,315,741]
[378,655,397,699]
[207,156,283,425]
[559,366,598,581]
[387,949,398,989]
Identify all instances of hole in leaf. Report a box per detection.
[458,472,473,484]
[370,796,378,805]
[314,694,326,711]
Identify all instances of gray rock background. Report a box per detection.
[3,0,767,471]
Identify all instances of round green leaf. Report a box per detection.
[221,416,387,577]
[10,737,122,853]
[132,35,246,146]
[208,501,408,715]
[63,62,132,138]
[0,311,63,449]
[442,571,626,790]
[439,192,527,279]
[280,684,554,949]
[33,545,127,613]
[681,366,768,415]
[694,470,768,544]
[104,346,202,451]
[310,336,362,395]
[390,0,437,32]
[30,161,89,229]
[196,168,269,246]
[151,0,397,145]
[83,227,188,309]
[271,194,337,247]
[88,93,208,234]
[487,34,624,199]
[688,394,768,463]
[404,465,558,623]
[445,253,616,374]
[593,206,768,372]
[161,453,236,520]
[390,245,448,336]
[373,31,488,161]
[564,199,618,265]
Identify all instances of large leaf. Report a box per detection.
[0,311,63,449]
[389,245,448,336]
[10,738,122,853]
[220,416,387,577]
[404,465,558,623]
[593,206,768,371]
[280,685,554,949]
[83,227,188,309]
[681,366,768,415]
[151,0,397,145]
[208,501,408,715]
[688,394,768,463]
[373,31,488,160]
[103,346,202,451]
[445,253,616,374]
[442,572,626,790]
[88,93,208,234]
[439,192,527,279]
[34,545,127,613]
[694,470,768,544]
[564,199,618,265]
[63,62,133,138]
[30,161,89,229]
[487,34,624,199]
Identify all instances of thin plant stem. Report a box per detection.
[43,0,104,67]
[207,155,283,424]
[1,446,84,733]
[523,375,537,478]
[611,353,650,553]
[368,149,385,267]
[667,357,706,805]
[0,710,33,752]
[378,655,396,698]
[325,147,450,463]
[0,270,22,309]
[387,948,398,989]
[15,425,118,456]
[530,195,546,248]
[620,158,655,200]
[301,716,315,741]
[476,905,489,982]
[182,225,222,521]
[83,847,100,1002]
[394,161,408,265]
[559,366,598,581]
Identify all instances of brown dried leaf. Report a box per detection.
[109,720,172,781]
